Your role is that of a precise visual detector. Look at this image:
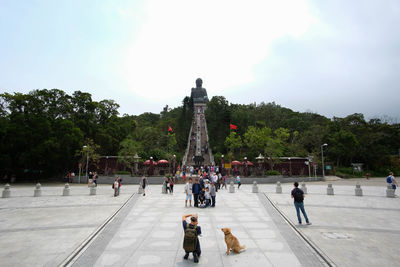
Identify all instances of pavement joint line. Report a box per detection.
[262,192,336,267]
[0,203,122,210]
[0,224,100,233]
[266,192,390,199]
[58,192,137,267]
[277,203,400,212]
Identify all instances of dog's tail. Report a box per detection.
[240,244,246,250]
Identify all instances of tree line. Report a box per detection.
[0,90,399,181]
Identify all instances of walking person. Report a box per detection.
[141,176,147,196]
[182,213,202,263]
[387,172,398,195]
[291,182,311,225]
[222,175,227,189]
[236,175,241,189]
[185,178,193,207]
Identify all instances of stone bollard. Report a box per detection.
[34,183,42,197]
[252,181,259,193]
[138,184,143,194]
[327,184,334,195]
[355,183,363,196]
[162,181,167,194]
[89,183,97,195]
[301,182,307,194]
[386,185,395,198]
[2,184,11,198]
[276,181,282,194]
[229,181,235,193]
[63,183,70,196]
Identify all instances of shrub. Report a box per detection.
[266,170,281,176]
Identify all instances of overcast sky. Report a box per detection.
[0,0,399,120]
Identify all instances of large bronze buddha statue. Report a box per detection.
[191,78,209,104]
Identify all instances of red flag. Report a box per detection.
[230,123,237,130]
[168,126,173,133]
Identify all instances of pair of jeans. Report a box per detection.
[193,194,199,207]
[206,199,210,207]
[211,196,216,207]
[294,202,309,223]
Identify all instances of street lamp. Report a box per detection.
[83,145,89,182]
[321,143,328,180]
[288,157,292,177]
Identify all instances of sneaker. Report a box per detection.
[183,253,189,260]
[298,222,302,225]
[143,193,145,196]
[306,222,312,225]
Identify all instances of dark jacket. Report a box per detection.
[192,183,201,194]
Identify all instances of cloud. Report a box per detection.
[118,0,317,101]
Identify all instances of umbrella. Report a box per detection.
[243,161,254,166]
[143,160,157,165]
[231,160,242,166]
[157,159,169,164]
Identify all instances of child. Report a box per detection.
[204,187,211,207]
[210,183,216,207]
[236,175,241,189]
[198,188,206,208]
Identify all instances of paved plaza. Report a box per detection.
[0,178,399,266]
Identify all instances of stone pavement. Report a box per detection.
[0,184,136,267]
[70,184,323,267]
[261,179,400,267]
[1,179,399,267]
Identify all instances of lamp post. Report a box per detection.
[288,157,292,176]
[256,153,264,176]
[133,154,140,175]
[83,145,89,182]
[321,143,328,180]
[244,157,248,177]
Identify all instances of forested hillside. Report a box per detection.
[0,90,399,180]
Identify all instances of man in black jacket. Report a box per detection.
[291,182,311,225]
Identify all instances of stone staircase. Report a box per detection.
[182,104,214,167]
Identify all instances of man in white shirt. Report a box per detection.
[185,178,193,207]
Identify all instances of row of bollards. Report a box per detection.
[274,181,396,198]
[1,183,97,198]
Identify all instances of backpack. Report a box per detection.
[293,188,304,202]
[387,176,392,184]
[183,225,197,252]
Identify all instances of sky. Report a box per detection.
[0,0,399,121]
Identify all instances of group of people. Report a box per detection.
[184,172,226,208]
[164,177,175,194]
[112,176,122,197]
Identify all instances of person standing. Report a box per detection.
[113,178,119,197]
[291,182,311,225]
[387,172,398,195]
[204,187,211,207]
[185,178,193,207]
[169,177,174,194]
[192,179,201,207]
[182,213,201,263]
[210,183,216,207]
[141,176,147,196]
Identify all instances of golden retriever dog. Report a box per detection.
[221,228,246,255]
